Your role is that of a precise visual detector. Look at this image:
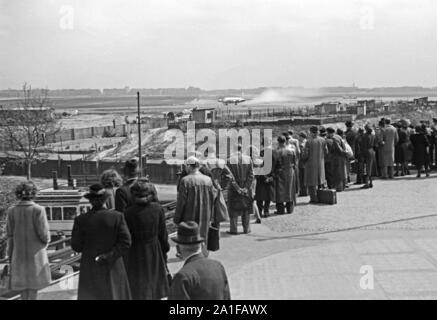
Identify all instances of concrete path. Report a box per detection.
[38,172,437,300]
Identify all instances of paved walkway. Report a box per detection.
[37,172,437,300]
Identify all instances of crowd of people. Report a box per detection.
[2,116,436,300]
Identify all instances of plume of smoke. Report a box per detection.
[250,88,322,104]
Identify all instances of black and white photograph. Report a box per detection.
[1,0,437,306]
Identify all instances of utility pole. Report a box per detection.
[137,91,143,177]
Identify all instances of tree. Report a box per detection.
[0,84,60,179]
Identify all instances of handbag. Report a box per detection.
[207,225,220,252]
[0,264,10,291]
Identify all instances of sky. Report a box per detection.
[1,0,437,90]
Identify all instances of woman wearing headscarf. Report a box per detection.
[100,169,123,210]
[124,179,170,300]
[71,184,132,300]
[6,181,51,300]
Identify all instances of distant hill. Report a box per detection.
[2,86,437,99]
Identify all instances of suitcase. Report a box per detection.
[317,189,337,205]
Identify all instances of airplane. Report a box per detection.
[218,96,246,105]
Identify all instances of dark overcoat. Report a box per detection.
[326,134,347,186]
[274,146,297,203]
[227,153,254,218]
[71,208,132,300]
[115,178,137,213]
[124,201,170,300]
[410,133,430,167]
[168,253,231,300]
[254,147,277,202]
[359,133,377,176]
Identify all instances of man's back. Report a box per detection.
[169,254,231,300]
[174,172,215,239]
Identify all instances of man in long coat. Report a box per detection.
[304,126,327,203]
[380,119,399,179]
[254,137,277,217]
[326,127,347,192]
[174,156,217,248]
[227,145,254,234]
[275,136,297,214]
[72,184,132,300]
[345,121,357,183]
[298,132,308,196]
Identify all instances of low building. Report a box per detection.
[357,104,367,116]
[315,102,341,115]
[357,99,376,111]
[414,97,428,106]
[192,107,216,124]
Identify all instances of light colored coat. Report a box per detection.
[174,172,217,243]
[304,136,327,187]
[6,201,51,291]
[381,125,399,166]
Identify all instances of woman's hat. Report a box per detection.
[171,221,204,244]
[131,179,156,199]
[84,183,110,200]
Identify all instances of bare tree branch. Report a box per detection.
[0,84,59,179]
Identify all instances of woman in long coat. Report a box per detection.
[6,181,51,300]
[124,180,170,300]
[275,136,297,214]
[71,183,132,300]
[100,169,123,210]
[410,126,430,178]
[394,124,410,176]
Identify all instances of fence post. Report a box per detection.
[67,165,73,187]
[52,171,59,190]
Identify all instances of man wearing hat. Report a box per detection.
[298,132,308,196]
[72,184,132,300]
[304,126,327,203]
[380,118,399,179]
[115,159,139,213]
[174,156,217,254]
[326,127,347,192]
[226,144,254,234]
[345,121,357,183]
[169,221,231,300]
[430,117,437,168]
